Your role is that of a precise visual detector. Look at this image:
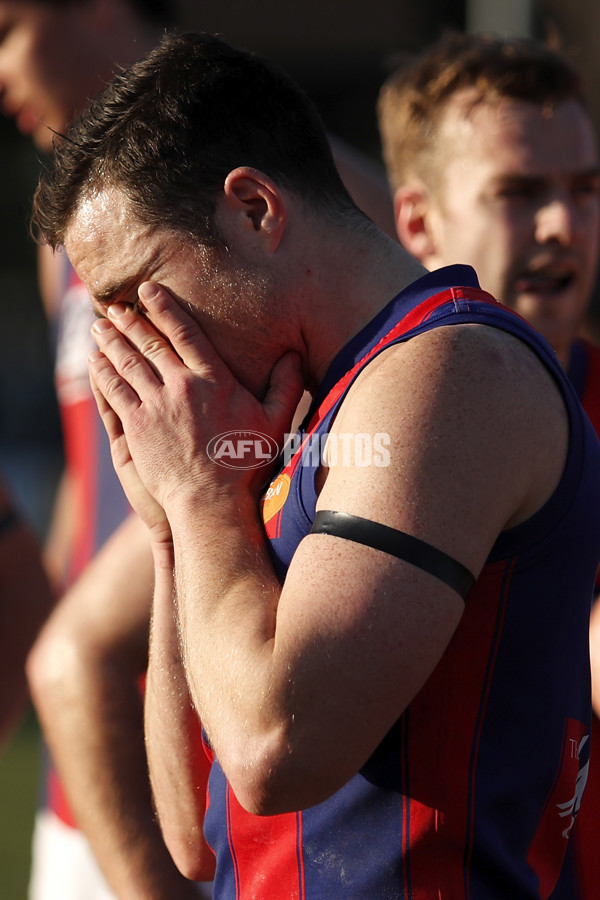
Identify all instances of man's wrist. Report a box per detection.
[164,481,258,532]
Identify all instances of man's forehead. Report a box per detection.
[63,189,150,305]
[68,186,135,242]
[65,187,158,278]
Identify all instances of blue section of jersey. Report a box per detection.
[566,337,588,400]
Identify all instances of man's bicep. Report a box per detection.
[272,531,465,789]
[310,509,475,600]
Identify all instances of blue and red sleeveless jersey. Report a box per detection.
[202,265,600,898]
[45,259,130,827]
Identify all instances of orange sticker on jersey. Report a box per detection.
[261,473,291,524]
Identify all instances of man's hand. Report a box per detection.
[88,281,304,527]
[88,352,170,545]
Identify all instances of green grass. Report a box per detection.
[0,709,42,900]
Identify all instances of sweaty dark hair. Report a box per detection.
[32,32,355,248]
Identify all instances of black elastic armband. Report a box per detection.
[310,510,475,601]
[0,508,19,539]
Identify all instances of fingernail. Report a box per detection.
[107,302,128,319]
[91,318,113,333]
[138,282,160,303]
[88,349,103,363]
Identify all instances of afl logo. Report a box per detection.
[206,431,279,470]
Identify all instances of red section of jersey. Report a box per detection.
[225,788,304,899]
[527,718,588,898]
[579,339,600,435]
[406,561,513,898]
[579,339,600,599]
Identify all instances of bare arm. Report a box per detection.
[145,541,215,881]
[42,468,76,590]
[27,511,203,899]
[0,479,55,749]
[88,287,566,847]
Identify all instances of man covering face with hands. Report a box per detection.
[33,32,600,900]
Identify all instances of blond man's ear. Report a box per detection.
[393,184,438,264]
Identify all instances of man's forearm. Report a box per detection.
[146,541,215,883]
[166,494,299,814]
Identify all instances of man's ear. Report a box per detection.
[393,184,437,263]
[222,167,286,252]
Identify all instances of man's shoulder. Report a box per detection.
[347,320,547,407]
[319,318,569,576]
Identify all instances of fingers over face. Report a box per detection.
[88,328,152,422]
[88,356,127,442]
[91,310,170,397]
[136,281,225,373]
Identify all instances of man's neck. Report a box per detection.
[298,231,427,393]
